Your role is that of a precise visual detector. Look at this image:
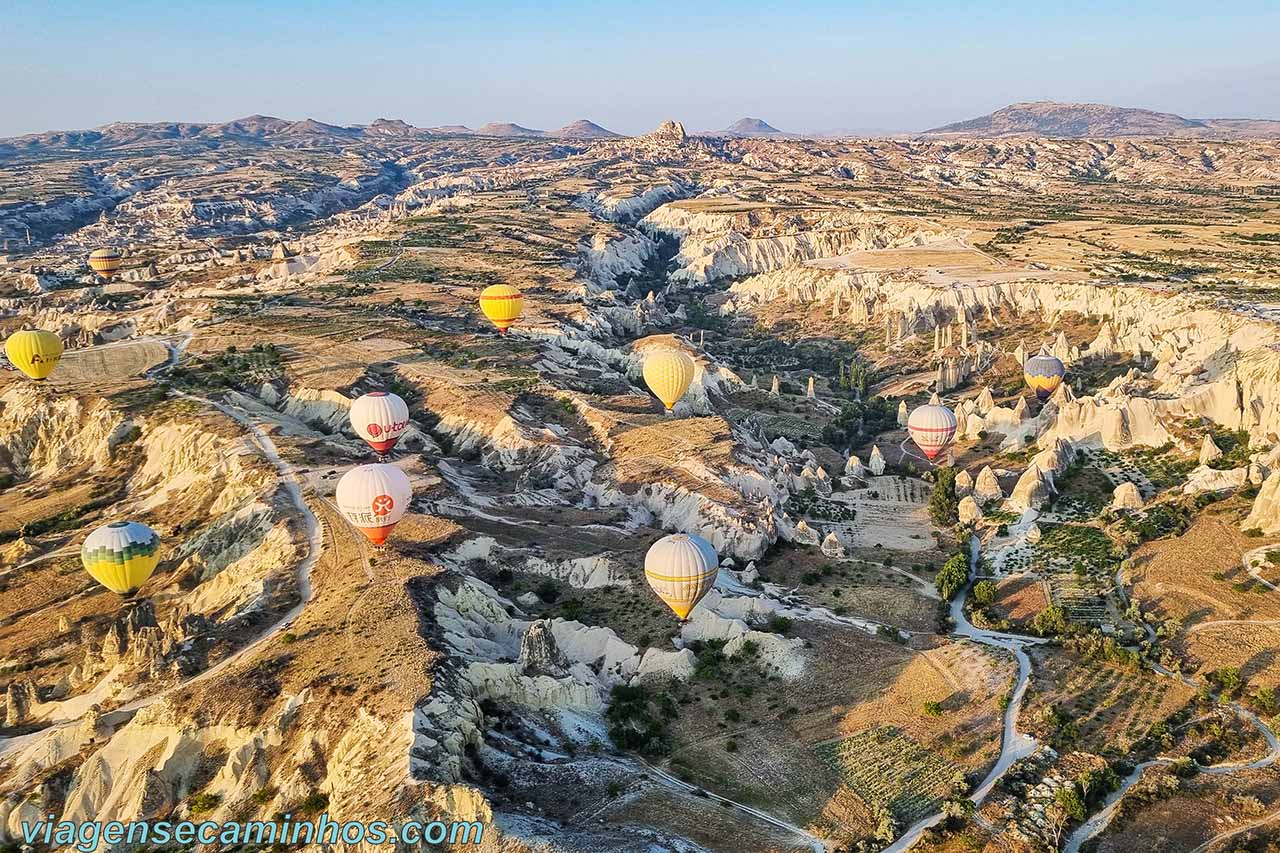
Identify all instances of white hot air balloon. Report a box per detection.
[350,391,410,456]
[907,404,958,462]
[336,463,412,546]
[644,533,719,621]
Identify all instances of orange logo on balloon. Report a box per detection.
[371,494,395,516]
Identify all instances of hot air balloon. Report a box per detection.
[1023,354,1066,401]
[907,404,958,462]
[642,349,695,412]
[81,521,161,596]
[644,533,719,621]
[4,329,63,381]
[350,392,410,456]
[88,248,122,279]
[336,463,412,546]
[479,284,524,334]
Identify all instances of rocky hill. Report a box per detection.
[925,100,1280,138]
[551,119,622,138]
[723,117,784,136]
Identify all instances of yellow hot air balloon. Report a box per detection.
[479,284,524,334]
[88,248,122,279]
[642,348,695,412]
[1023,354,1066,401]
[644,533,719,621]
[4,329,63,381]
[81,521,161,596]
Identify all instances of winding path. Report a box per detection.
[0,372,323,755]
[883,535,1045,852]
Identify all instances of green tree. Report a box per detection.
[936,553,970,601]
[1032,604,1070,636]
[1055,786,1086,822]
[972,580,997,607]
[929,467,959,527]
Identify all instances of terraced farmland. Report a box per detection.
[814,725,961,824]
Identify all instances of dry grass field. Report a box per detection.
[1129,513,1280,627]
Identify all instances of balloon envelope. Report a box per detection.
[82,521,161,595]
[4,329,63,381]
[642,349,695,411]
[1024,354,1066,401]
[336,463,412,545]
[644,533,719,620]
[350,392,410,454]
[479,284,524,333]
[907,404,958,461]
[88,248,122,278]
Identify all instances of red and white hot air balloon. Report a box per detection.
[335,463,412,545]
[907,404,958,462]
[350,391,410,455]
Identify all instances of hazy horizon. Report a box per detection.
[5,0,1279,138]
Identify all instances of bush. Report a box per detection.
[187,793,221,816]
[923,700,944,717]
[972,580,997,607]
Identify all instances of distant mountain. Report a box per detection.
[924,101,1280,138]
[723,117,784,136]
[551,119,621,138]
[426,124,474,135]
[473,122,545,137]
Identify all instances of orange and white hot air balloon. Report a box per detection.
[479,284,524,334]
[350,391,410,455]
[88,248,122,279]
[644,533,719,621]
[335,463,412,546]
[907,404,957,462]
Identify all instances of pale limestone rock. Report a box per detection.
[1244,470,1280,533]
[929,392,942,406]
[1199,434,1223,466]
[844,455,867,480]
[1110,482,1144,510]
[1013,397,1029,421]
[806,376,815,398]
[1008,466,1052,512]
[820,532,846,558]
[1183,466,1247,495]
[974,466,1004,503]
[868,445,886,476]
[1026,523,1043,544]
[792,519,820,546]
[977,387,996,414]
[897,400,909,427]
[958,496,983,525]
[770,375,780,395]
[955,469,974,497]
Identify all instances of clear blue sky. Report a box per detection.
[4,0,1278,137]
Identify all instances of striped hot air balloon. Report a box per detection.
[4,329,63,380]
[479,284,524,334]
[88,248,122,279]
[907,404,958,462]
[642,348,695,412]
[81,521,161,596]
[644,533,719,621]
[1023,354,1066,401]
[350,391,410,455]
[336,463,412,546]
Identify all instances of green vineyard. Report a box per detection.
[814,725,961,824]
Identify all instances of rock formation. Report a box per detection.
[974,466,1004,503]
[1110,482,1144,510]
[868,445,886,475]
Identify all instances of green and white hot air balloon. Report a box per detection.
[81,521,161,596]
